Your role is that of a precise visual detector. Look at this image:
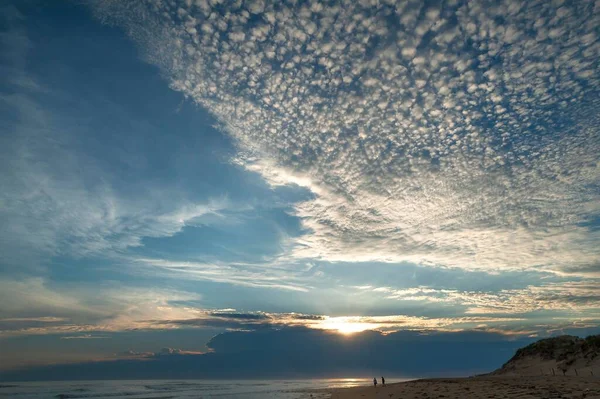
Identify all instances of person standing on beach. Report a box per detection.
[373,378,377,387]
[381,376,385,386]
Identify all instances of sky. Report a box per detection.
[0,0,599,380]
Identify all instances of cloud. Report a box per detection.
[2,275,597,338]
[0,317,71,334]
[0,46,233,272]
[0,317,67,323]
[114,347,202,359]
[60,334,109,340]
[115,349,155,358]
[157,347,203,355]
[148,309,529,335]
[0,278,92,319]
[0,277,204,337]
[0,278,545,337]
[132,258,312,292]
[353,281,600,315]
[0,106,230,263]
[0,328,569,380]
[207,312,271,320]
[1,1,597,363]
[88,0,600,275]
[1,6,298,276]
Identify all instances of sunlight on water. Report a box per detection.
[0,378,413,399]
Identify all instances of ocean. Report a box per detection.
[0,378,406,398]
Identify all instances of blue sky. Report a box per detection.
[0,0,599,377]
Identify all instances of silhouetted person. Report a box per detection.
[381,376,385,386]
[373,378,377,387]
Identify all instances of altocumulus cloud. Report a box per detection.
[353,281,600,315]
[89,0,600,275]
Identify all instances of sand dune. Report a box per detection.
[326,335,600,398]
[492,336,600,377]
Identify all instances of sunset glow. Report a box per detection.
[318,318,381,335]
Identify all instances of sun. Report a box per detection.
[318,317,378,335]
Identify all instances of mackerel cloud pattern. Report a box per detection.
[93,0,600,273]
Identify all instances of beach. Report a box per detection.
[328,376,600,399]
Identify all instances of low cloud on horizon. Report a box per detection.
[0,327,552,380]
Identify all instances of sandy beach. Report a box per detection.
[327,376,600,399]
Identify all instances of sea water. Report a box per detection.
[0,378,407,398]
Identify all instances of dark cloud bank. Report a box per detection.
[0,328,541,381]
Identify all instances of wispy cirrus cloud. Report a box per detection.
[132,258,312,292]
[90,0,600,275]
[1,5,289,274]
[0,277,204,337]
[0,61,233,270]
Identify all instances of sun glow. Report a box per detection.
[317,317,379,335]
